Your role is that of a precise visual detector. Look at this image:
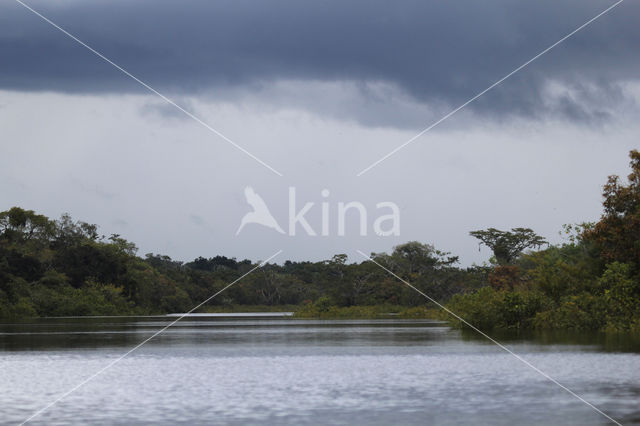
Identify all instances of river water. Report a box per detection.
[1,315,639,425]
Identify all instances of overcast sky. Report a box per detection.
[1,0,639,265]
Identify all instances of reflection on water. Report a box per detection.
[1,315,639,425]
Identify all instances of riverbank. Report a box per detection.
[293,300,439,319]
[199,304,300,314]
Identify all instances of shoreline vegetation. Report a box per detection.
[293,302,440,319]
[2,151,640,333]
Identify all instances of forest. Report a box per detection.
[1,151,639,332]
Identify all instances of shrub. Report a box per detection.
[446,287,549,331]
[533,293,606,331]
[601,262,640,330]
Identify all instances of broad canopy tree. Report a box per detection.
[470,228,547,265]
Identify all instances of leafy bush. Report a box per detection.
[533,293,606,330]
[446,287,549,331]
[601,262,640,330]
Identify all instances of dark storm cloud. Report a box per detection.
[1,0,638,124]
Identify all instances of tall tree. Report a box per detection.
[583,150,640,270]
[470,228,546,265]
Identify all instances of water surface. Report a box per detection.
[1,315,639,425]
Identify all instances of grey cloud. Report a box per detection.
[2,0,639,126]
[190,214,205,227]
[140,99,195,121]
[0,174,27,190]
[71,177,116,200]
[112,218,128,227]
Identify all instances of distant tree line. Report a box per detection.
[1,151,639,332]
[0,206,486,318]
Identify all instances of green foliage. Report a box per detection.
[583,150,640,269]
[445,288,502,330]
[448,245,640,332]
[160,287,192,313]
[445,287,548,331]
[2,181,640,334]
[312,296,333,312]
[396,306,440,319]
[470,228,547,265]
[293,301,426,319]
[524,244,600,301]
[600,262,640,330]
[0,280,134,318]
[532,293,607,331]
[200,304,299,313]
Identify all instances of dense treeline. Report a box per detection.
[1,151,639,332]
[0,207,486,318]
[445,151,640,332]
